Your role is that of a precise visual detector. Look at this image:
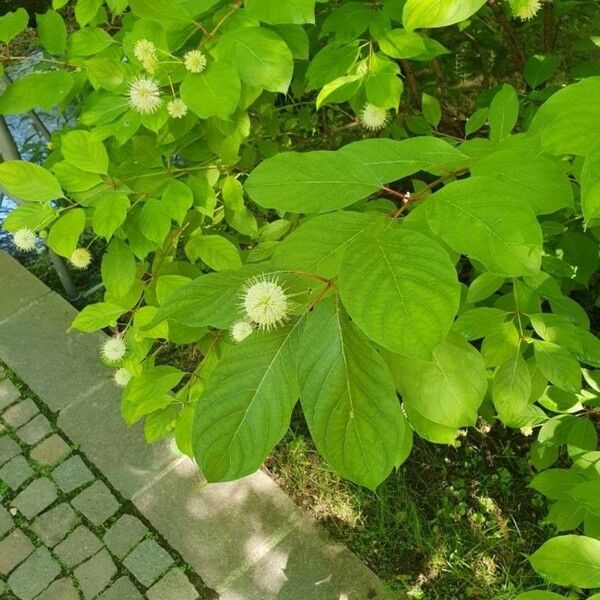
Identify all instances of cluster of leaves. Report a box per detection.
[1,0,600,595]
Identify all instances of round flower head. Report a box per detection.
[133,38,158,72]
[231,321,254,343]
[183,50,207,74]
[242,276,288,331]
[101,336,126,363]
[70,248,92,270]
[128,76,162,114]
[113,367,132,388]
[167,98,188,119]
[12,228,37,252]
[360,103,389,131]
[512,0,542,19]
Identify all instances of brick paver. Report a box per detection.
[147,567,199,600]
[7,547,61,599]
[0,455,34,490]
[71,481,120,525]
[0,378,19,410]
[103,514,148,559]
[0,529,34,575]
[3,398,38,429]
[54,525,103,567]
[74,549,117,598]
[30,503,79,548]
[16,413,52,445]
[52,455,94,493]
[11,477,58,519]
[30,434,70,466]
[124,538,174,586]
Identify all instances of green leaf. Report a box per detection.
[493,354,532,428]
[92,191,130,239]
[422,93,441,127]
[298,298,406,489]
[36,10,67,55]
[453,307,509,340]
[71,302,126,333]
[466,272,505,303]
[61,130,109,175]
[4,203,56,232]
[138,199,171,245]
[316,75,363,109]
[161,180,193,224]
[53,162,102,193]
[570,480,600,517]
[193,326,301,482]
[144,405,178,443]
[272,211,386,277]
[581,144,600,226]
[245,151,381,213]
[534,341,581,393]
[75,0,102,26]
[0,161,63,202]
[0,71,73,115]
[386,333,487,444]
[185,235,242,271]
[122,366,184,425]
[101,239,136,298]
[216,26,293,94]
[364,56,402,109]
[426,177,543,276]
[524,54,560,88]
[530,77,600,156]
[129,0,190,21]
[47,208,86,257]
[69,27,114,57]
[338,137,469,184]
[339,226,460,358]
[529,469,585,500]
[245,0,315,24]
[0,8,28,44]
[403,0,486,29]
[489,84,519,142]
[180,64,241,120]
[514,593,567,600]
[306,43,359,90]
[481,321,520,367]
[529,535,600,588]
[375,28,428,59]
[471,149,573,215]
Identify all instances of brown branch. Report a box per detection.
[400,60,421,108]
[487,0,526,71]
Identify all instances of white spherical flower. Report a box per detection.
[128,76,162,114]
[113,367,132,387]
[70,248,92,270]
[520,425,534,437]
[133,39,156,63]
[183,50,207,74]
[167,98,188,119]
[231,321,254,343]
[242,276,288,331]
[101,336,126,363]
[513,0,542,19]
[360,103,389,131]
[12,228,37,252]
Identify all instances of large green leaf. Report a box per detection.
[92,191,130,239]
[471,149,573,215]
[216,26,293,94]
[569,480,600,517]
[101,239,136,298]
[245,0,315,24]
[493,353,532,428]
[581,144,600,226]
[0,161,63,202]
[529,535,600,588]
[193,326,301,481]
[272,211,387,277]
[403,0,486,30]
[47,208,85,257]
[339,226,460,358]
[534,341,581,393]
[0,71,73,115]
[37,10,67,55]
[180,64,241,120]
[0,8,28,44]
[530,77,600,156]
[306,43,360,90]
[298,298,406,489]
[61,130,109,174]
[514,593,567,600]
[245,151,381,213]
[338,137,469,184]
[426,177,543,276]
[71,302,126,333]
[129,0,190,21]
[185,234,242,271]
[385,333,487,444]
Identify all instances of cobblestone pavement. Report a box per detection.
[0,368,212,600]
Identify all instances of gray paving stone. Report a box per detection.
[0,580,5,594]
[30,504,79,547]
[51,455,94,494]
[0,435,20,466]
[0,505,14,538]
[15,414,51,446]
[34,577,79,600]
[0,529,34,576]
[146,568,199,600]
[7,547,60,600]
[0,251,51,321]
[74,549,117,599]
[71,481,119,526]
[30,435,70,467]
[0,378,20,410]
[54,525,102,567]
[97,576,142,600]
[0,292,113,412]
[11,478,58,520]
[103,514,148,559]
[0,455,34,490]
[2,399,38,429]
[123,539,174,587]
[57,381,180,499]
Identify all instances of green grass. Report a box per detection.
[266,409,553,599]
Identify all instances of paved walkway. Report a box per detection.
[0,251,393,600]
